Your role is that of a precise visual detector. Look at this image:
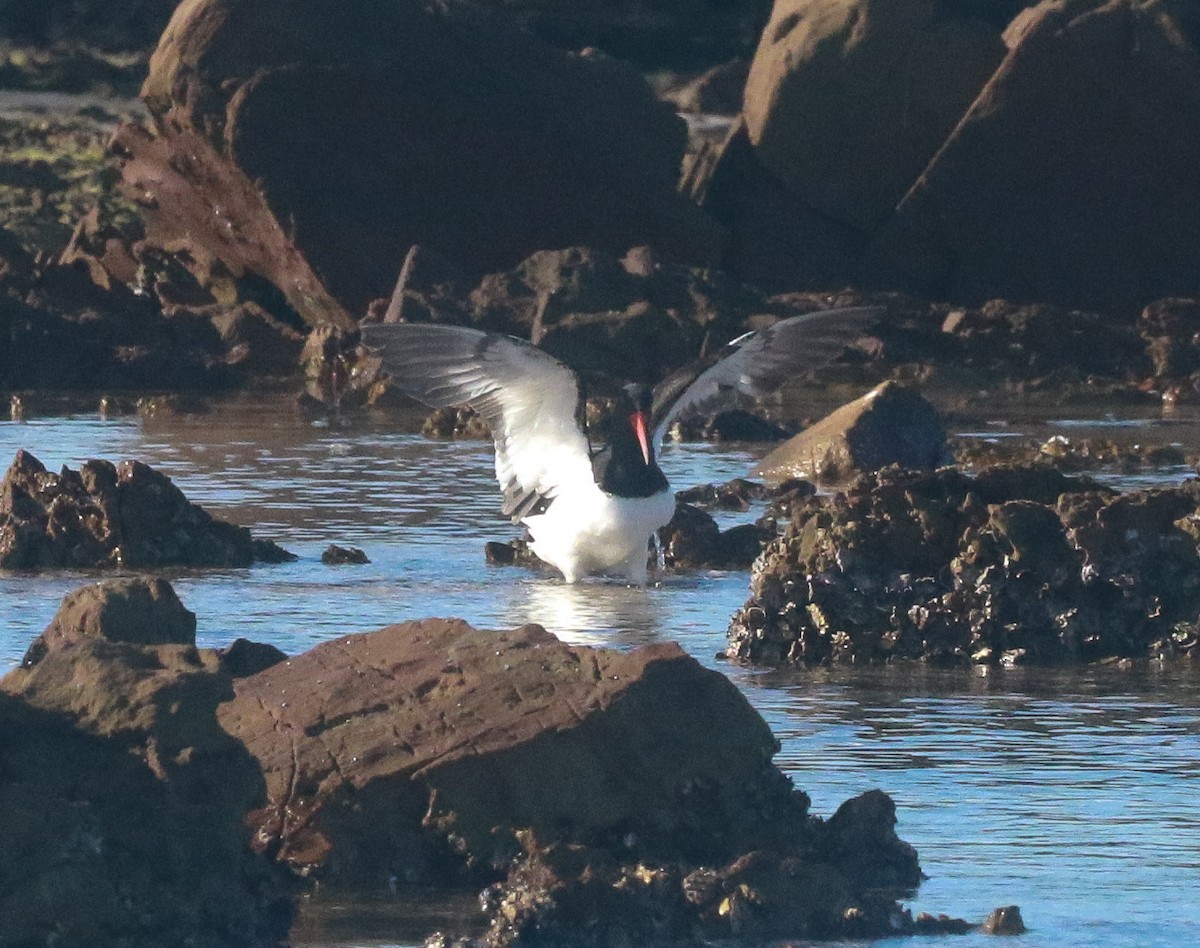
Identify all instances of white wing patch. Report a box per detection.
[361,324,594,519]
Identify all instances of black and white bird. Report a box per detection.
[361,307,879,584]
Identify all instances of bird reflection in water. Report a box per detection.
[514,577,670,648]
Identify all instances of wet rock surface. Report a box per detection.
[730,464,1200,666]
[321,544,371,565]
[0,449,294,569]
[659,503,775,571]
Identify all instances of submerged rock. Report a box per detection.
[0,449,295,569]
[321,544,371,565]
[729,464,1200,666]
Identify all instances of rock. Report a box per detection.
[666,59,750,114]
[1140,298,1200,381]
[0,450,295,569]
[22,576,196,667]
[687,118,868,292]
[981,904,1027,935]
[0,0,178,52]
[423,407,491,439]
[941,300,1149,382]
[659,503,775,569]
[752,381,947,485]
[214,617,936,942]
[217,637,288,678]
[862,0,1200,312]
[484,537,545,569]
[728,465,1200,666]
[120,0,723,325]
[380,244,473,327]
[676,477,769,511]
[321,544,370,565]
[216,619,791,883]
[2,593,975,944]
[209,302,307,375]
[668,408,793,443]
[0,635,293,946]
[461,245,765,380]
[456,0,772,71]
[743,0,1006,233]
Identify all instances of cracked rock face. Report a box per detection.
[217,618,787,885]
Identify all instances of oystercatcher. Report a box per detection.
[361,307,878,583]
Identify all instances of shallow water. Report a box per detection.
[2,398,1199,947]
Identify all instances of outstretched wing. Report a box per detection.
[361,323,594,520]
[651,306,882,445]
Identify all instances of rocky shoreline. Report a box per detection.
[0,577,1026,946]
[4,0,1200,944]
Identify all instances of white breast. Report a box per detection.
[522,483,676,584]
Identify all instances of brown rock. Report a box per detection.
[320,543,370,565]
[862,0,1200,312]
[981,904,1027,935]
[667,59,750,114]
[216,619,782,883]
[0,639,292,946]
[753,381,946,484]
[742,0,1005,232]
[23,576,196,667]
[123,0,723,325]
[0,450,294,569]
[687,119,867,292]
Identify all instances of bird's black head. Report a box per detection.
[592,383,667,497]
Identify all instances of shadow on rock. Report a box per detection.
[0,579,293,946]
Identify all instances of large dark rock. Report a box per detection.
[118,0,724,327]
[0,625,293,946]
[686,119,869,293]
[742,0,1005,233]
[861,0,1200,312]
[728,465,1200,666]
[0,0,179,51]
[0,449,294,569]
[450,0,772,71]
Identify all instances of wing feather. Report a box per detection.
[361,323,593,519]
[651,306,882,444]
